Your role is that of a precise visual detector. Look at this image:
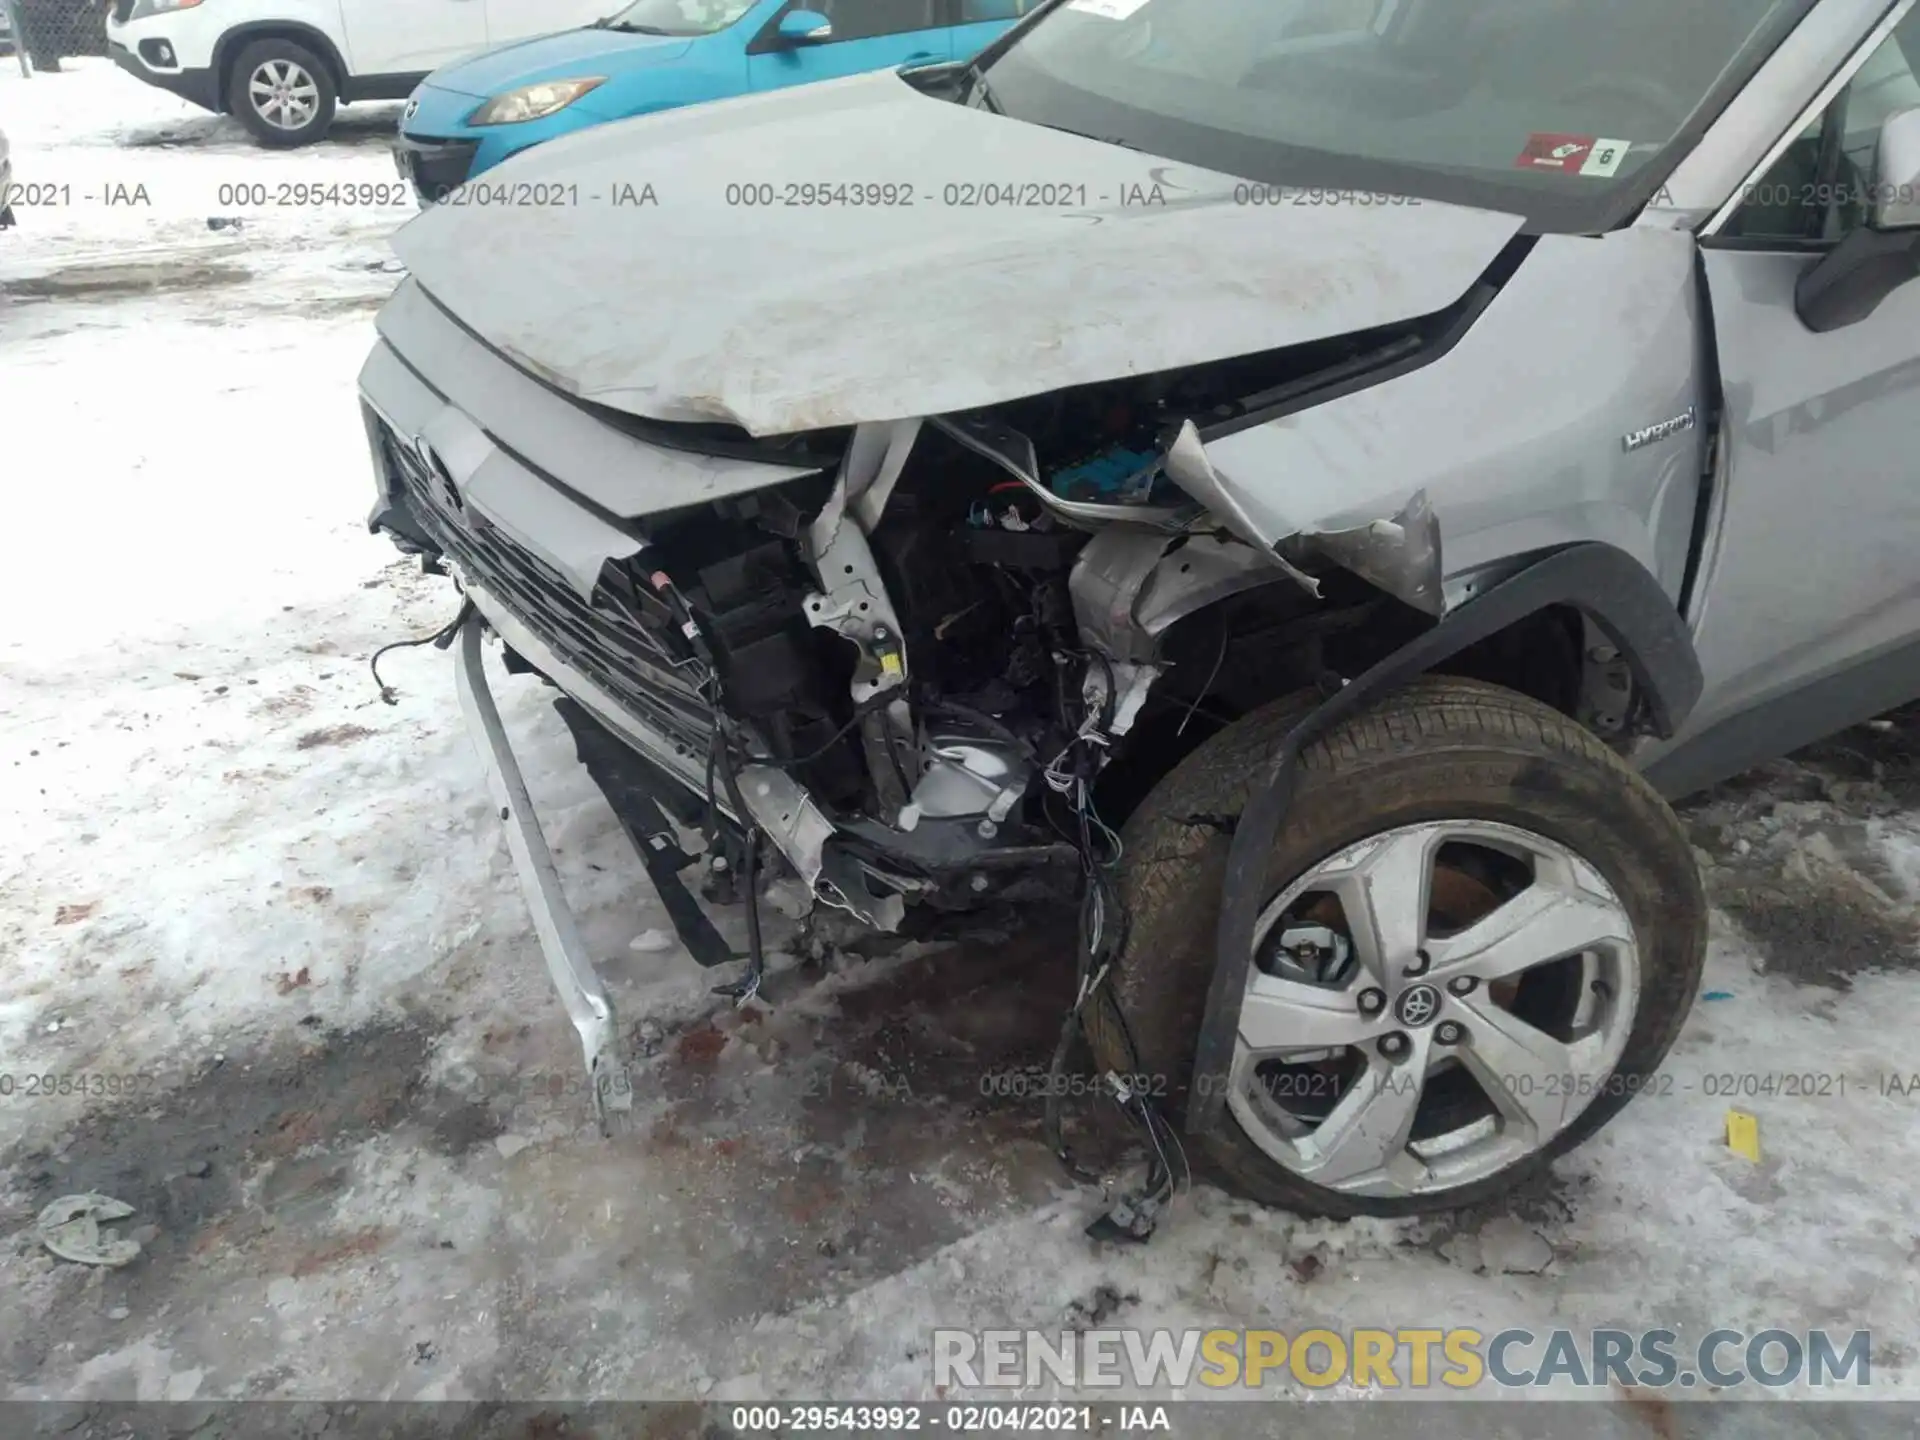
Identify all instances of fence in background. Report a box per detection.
[4,0,109,74]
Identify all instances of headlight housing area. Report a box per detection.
[127,0,205,17]
[467,79,608,126]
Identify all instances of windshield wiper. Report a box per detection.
[965,62,1004,115]
[955,67,1141,151]
[605,21,674,33]
[1036,120,1142,151]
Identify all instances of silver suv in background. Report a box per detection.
[358,0,1920,1219]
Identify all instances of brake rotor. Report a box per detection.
[1429,861,1524,1008]
[1255,854,1521,1123]
[1285,858,1518,997]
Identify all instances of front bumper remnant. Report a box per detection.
[453,615,633,1130]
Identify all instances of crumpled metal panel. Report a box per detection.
[391,71,1523,436]
[369,281,821,517]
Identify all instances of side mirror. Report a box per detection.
[1868,105,1920,230]
[775,8,833,44]
[1795,107,1920,332]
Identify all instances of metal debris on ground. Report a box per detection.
[35,1194,143,1268]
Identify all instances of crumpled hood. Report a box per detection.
[421,26,693,100]
[392,71,1526,437]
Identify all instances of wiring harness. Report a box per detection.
[1042,653,1191,1243]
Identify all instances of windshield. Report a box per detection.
[981,0,1818,230]
[601,0,757,35]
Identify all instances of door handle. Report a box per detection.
[904,50,938,60]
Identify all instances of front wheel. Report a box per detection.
[229,39,338,148]
[1097,676,1706,1218]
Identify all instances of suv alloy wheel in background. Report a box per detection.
[228,36,337,145]
[104,0,612,147]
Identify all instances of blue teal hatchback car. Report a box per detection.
[395,0,1037,202]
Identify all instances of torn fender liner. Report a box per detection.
[392,71,1525,436]
[1164,419,1443,617]
[1152,422,1443,614]
[1187,544,1704,1140]
[1305,491,1444,617]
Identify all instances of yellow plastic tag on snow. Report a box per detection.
[1725,1109,1762,1162]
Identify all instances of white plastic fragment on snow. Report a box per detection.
[36,1195,142,1268]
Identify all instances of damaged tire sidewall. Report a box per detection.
[1100,677,1706,1218]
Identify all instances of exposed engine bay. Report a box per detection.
[367,299,1460,1236]
[498,352,1443,960]
[367,311,1464,981]
[543,407,1191,928]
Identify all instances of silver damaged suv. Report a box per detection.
[359,0,1920,1217]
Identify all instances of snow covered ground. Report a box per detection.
[4,61,1920,1428]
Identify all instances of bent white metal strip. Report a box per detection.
[453,615,632,1129]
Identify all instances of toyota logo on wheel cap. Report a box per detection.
[1395,984,1441,1027]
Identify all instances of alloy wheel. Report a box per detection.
[248,59,321,132]
[1227,820,1640,1198]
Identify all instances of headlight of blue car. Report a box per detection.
[467,78,608,126]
